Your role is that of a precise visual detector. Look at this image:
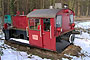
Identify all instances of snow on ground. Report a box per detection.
[62,35,90,60]
[75,21,90,29]
[62,21,90,60]
[0,30,5,39]
[10,38,29,44]
[75,32,90,39]
[73,36,90,60]
[2,49,50,60]
[0,40,51,60]
[74,21,90,57]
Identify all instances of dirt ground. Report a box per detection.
[4,40,82,60]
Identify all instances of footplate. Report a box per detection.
[56,40,70,53]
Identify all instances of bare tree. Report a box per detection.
[7,0,10,14]
[86,0,89,16]
[77,0,80,17]
[1,0,4,25]
[15,0,19,11]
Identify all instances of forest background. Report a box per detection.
[0,0,90,17]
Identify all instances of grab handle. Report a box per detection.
[50,25,52,39]
[40,25,42,37]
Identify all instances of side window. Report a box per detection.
[70,15,73,23]
[56,15,62,27]
[43,18,50,31]
[29,18,40,30]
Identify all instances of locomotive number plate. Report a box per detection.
[32,35,38,40]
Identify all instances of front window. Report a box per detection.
[29,18,40,30]
[70,15,74,23]
[56,15,62,27]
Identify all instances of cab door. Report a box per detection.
[28,18,43,48]
[42,18,51,49]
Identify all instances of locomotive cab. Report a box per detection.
[27,9,75,52]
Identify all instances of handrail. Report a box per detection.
[50,25,52,39]
[40,25,42,37]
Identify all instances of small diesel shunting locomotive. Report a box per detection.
[3,8,76,52]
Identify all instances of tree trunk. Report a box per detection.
[42,0,44,8]
[1,0,4,25]
[77,0,80,17]
[16,0,19,11]
[7,0,10,14]
[86,7,89,16]
[26,0,29,14]
[53,0,55,6]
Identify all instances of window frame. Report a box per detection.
[56,15,62,27]
[28,18,40,31]
[70,14,74,24]
[43,18,50,31]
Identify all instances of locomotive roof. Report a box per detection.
[27,9,62,18]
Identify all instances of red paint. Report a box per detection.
[56,27,61,32]
[12,16,28,30]
[71,23,75,27]
[64,9,69,13]
[4,23,8,29]
[28,9,75,51]
[29,19,43,48]
[37,24,40,30]
[70,23,75,29]
[33,9,37,11]
[42,19,51,49]
[22,11,24,15]
[28,18,56,51]
[50,18,56,51]
[16,11,20,16]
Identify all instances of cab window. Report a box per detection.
[29,18,40,30]
[70,15,73,23]
[43,18,50,31]
[56,15,62,27]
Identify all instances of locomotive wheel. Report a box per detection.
[69,34,75,44]
[56,40,70,53]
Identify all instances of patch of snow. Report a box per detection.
[0,40,51,60]
[10,38,29,44]
[62,58,69,60]
[72,56,90,60]
[63,35,90,60]
[64,21,90,60]
[0,30,5,39]
[30,55,51,60]
[73,33,90,60]
[2,49,30,60]
[75,32,90,39]
[75,21,90,29]
[74,38,90,54]
[1,49,51,60]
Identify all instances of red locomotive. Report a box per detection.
[3,8,75,52]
